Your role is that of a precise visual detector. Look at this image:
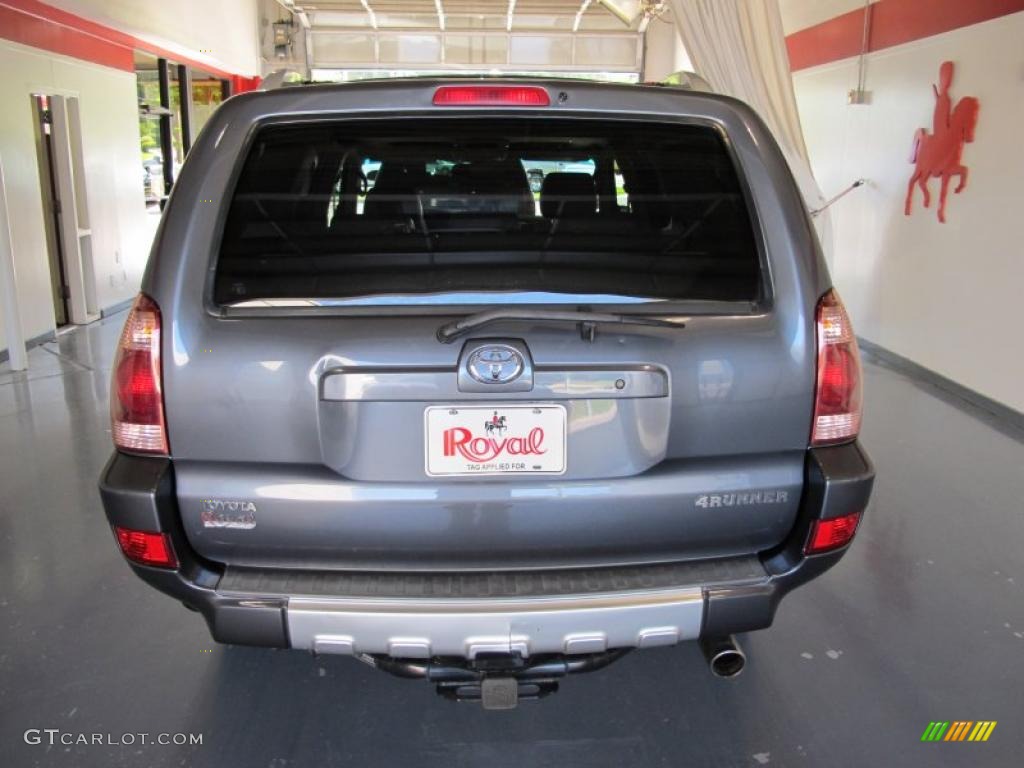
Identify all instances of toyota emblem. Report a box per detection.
[467,345,524,384]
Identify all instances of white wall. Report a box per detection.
[43,0,261,75]
[0,40,150,349]
[790,12,1024,412]
[0,0,261,359]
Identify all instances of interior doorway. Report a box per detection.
[29,93,96,327]
[31,94,71,327]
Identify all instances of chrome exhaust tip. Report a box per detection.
[700,635,746,678]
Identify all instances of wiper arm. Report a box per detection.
[436,309,685,343]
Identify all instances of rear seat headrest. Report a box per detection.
[540,172,597,218]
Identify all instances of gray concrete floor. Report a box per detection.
[1,314,1022,768]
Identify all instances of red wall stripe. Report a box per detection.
[0,0,253,80]
[786,7,865,71]
[231,75,262,94]
[0,1,134,71]
[787,0,1024,72]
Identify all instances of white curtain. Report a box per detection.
[667,0,830,244]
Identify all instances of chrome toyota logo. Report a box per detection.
[467,345,524,384]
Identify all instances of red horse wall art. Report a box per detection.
[905,61,980,223]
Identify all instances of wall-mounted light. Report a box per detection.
[273,19,294,60]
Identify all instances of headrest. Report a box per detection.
[372,162,427,191]
[540,172,597,218]
[452,161,526,193]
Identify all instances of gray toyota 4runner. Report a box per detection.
[99,79,874,708]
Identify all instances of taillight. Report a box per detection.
[811,289,862,445]
[805,511,862,555]
[111,294,168,454]
[114,526,178,568]
[432,85,550,106]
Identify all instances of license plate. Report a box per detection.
[425,405,567,477]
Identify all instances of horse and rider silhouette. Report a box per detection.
[905,61,980,223]
[484,412,507,436]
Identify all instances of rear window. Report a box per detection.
[215,118,761,306]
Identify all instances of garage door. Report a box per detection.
[303,1,643,75]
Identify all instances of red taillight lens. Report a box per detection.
[805,511,862,554]
[111,294,168,454]
[812,289,863,445]
[114,526,178,568]
[432,85,550,106]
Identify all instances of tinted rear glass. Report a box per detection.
[215,118,761,306]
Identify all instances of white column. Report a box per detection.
[642,10,691,82]
[0,154,29,370]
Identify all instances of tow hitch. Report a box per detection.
[358,649,631,709]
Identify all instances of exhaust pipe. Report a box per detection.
[700,636,746,678]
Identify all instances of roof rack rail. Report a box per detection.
[654,70,714,93]
[259,69,307,91]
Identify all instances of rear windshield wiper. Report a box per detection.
[436,309,685,343]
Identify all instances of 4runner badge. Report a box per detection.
[200,499,257,529]
[695,490,789,508]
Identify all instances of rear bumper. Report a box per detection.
[98,442,873,655]
[288,590,705,658]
